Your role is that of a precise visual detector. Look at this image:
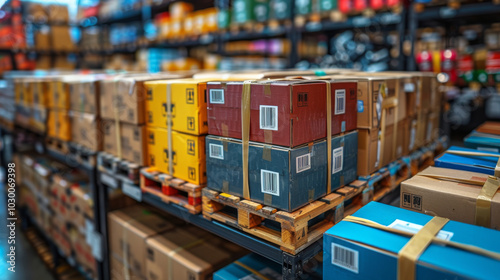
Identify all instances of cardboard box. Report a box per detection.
[357,125,397,177]
[425,111,440,144]
[108,206,178,278]
[145,79,211,135]
[323,201,500,279]
[15,104,31,127]
[14,78,32,105]
[401,166,500,229]
[47,109,71,141]
[68,79,100,114]
[476,121,500,136]
[110,255,143,280]
[213,254,282,280]
[435,146,500,176]
[192,69,344,80]
[48,78,70,109]
[146,226,246,280]
[206,79,357,147]
[146,127,206,185]
[32,80,50,106]
[31,105,48,132]
[50,26,75,51]
[103,120,147,165]
[70,111,102,151]
[206,131,357,211]
[464,131,500,153]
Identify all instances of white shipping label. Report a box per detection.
[209,89,225,104]
[259,105,278,131]
[335,89,346,115]
[331,243,359,274]
[209,144,224,159]
[332,147,344,174]
[123,182,142,202]
[388,219,454,241]
[404,83,415,93]
[375,131,382,168]
[296,153,311,173]
[261,170,279,196]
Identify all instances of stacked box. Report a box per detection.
[46,75,72,141]
[100,73,191,166]
[205,78,358,211]
[213,254,282,280]
[323,201,500,279]
[108,206,247,280]
[464,121,500,152]
[144,78,213,185]
[435,146,500,176]
[0,77,15,129]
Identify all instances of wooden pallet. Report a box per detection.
[46,137,69,154]
[97,152,140,185]
[68,143,97,167]
[202,189,344,255]
[140,167,204,214]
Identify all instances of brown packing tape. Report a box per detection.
[264,83,271,98]
[264,130,273,144]
[223,141,228,152]
[264,193,272,205]
[167,84,173,176]
[221,123,229,137]
[222,181,229,193]
[262,145,272,161]
[308,142,313,153]
[308,189,315,202]
[475,176,500,228]
[320,81,332,194]
[445,150,500,178]
[419,174,500,228]
[340,176,344,187]
[241,81,253,200]
[398,217,449,280]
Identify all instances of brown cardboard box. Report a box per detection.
[51,26,75,51]
[358,125,396,177]
[146,226,246,280]
[193,69,346,80]
[396,119,408,160]
[48,5,69,23]
[32,79,50,106]
[31,105,48,133]
[401,166,500,230]
[68,80,100,114]
[35,28,51,51]
[48,78,70,109]
[476,121,500,136]
[110,255,144,280]
[47,109,71,141]
[70,111,102,151]
[103,119,147,165]
[99,78,117,120]
[108,206,178,279]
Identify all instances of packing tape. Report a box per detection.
[167,83,173,176]
[221,123,229,137]
[420,174,500,228]
[343,215,500,278]
[222,181,229,193]
[308,142,314,153]
[398,216,448,280]
[234,260,271,280]
[114,80,122,158]
[308,189,315,202]
[263,145,272,161]
[264,83,271,98]
[319,81,333,194]
[241,81,253,200]
[167,238,206,280]
[445,150,500,177]
[264,193,272,205]
[264,130,273,144]
[223,141,228,152]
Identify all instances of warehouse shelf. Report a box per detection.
[97,9,142,25]
[298,11,402,33]
[416,2,500,22]
[221,26,290,41]
[98,170,323,280]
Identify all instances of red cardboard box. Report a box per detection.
[206,80,357,147]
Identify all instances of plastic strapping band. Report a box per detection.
[398,216,448,280]
[343,215,500,277]
[167,83,173,176]
[167,238,205,280]
[114,81,122,158]
[420,174,500,227]
[241,81,252,200]
[263,145,272,161]
[445,150,500,177]
[234,260,271,280]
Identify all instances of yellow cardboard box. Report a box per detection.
[32,80,50,106]
[31,105,48,133]
[145,79,212,135]
[146,127,206,185]
[14,78,32,105]
[48,80,70,109]
[48,109,71,141]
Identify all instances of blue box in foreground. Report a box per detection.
[323,202,500,280]
[213,254,282,280]
[434,146,500,176]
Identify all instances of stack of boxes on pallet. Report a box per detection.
[108,205,248,280]
[16,154,97,277]
[47,75,72,144]
[0,78,15,130]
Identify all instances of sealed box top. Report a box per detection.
[435,146,500,176]
[324,201,500,279]
[477,121,500,136]
[193,69,346,80]
[465,131,500,150]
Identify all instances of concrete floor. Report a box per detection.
[0,180,54,280]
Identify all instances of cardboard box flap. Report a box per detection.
[126,214,176,239]
[326,202,500,279]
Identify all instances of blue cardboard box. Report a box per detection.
[213,254,282,280]
[206,131,357,211]
[435,146,500,176]
[464,131,500,153]
[323,202,500,280]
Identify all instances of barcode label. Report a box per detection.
[335,89,346,115]
[332,147,343,174]
[209,89,225,104]
[261,170,279,196]
[259,105,278,131]
[331,243,359,273]
[209,143,224,159]
[296,154,311,173]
